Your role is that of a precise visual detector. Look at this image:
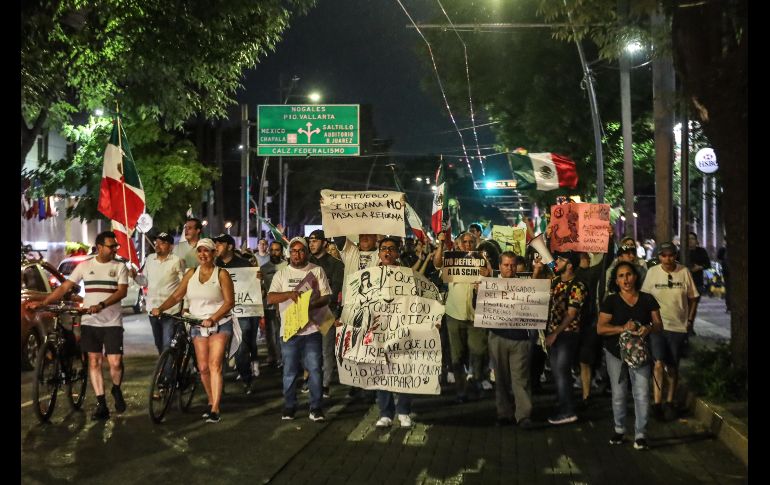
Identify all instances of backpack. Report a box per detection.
[618,322,650,368]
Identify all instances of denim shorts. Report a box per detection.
[191,321,233,338]
[649,330,687,368]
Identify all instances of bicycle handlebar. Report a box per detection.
[35,304,89,316]
[161,313,205,326]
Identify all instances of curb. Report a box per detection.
[681,384,748,466]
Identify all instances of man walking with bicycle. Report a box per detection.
[40,231,129,420]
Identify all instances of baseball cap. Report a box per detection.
[212,233,235,246]
[555,251,581,268]
[288,236,308,249]
[155,232,174,244]
[308,229,326,241]
[617,242,636,257]
[657,241,677,256]
[195,238,216,251]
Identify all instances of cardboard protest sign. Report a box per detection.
[320,189,406,237]
[549,202,611,253]
[473,277,551,329]
[336,266,444,395]
[491,226,527,256]
[278,271,325,339]
[226,267,263,317]
[441,251,487,283]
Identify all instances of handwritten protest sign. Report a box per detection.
[320,189,406,237]
[336,266,444,395]
[491,226,527,256]
[549,202,611,253]
[226,267,263,317]
[473,277,550,329]
[441,251,487,283]
[283,290,312,341]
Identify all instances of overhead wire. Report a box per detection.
[435,0,485,177]
[395,0,474,179]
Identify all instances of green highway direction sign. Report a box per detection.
[257,104,360,156]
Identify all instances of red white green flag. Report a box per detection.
[258,216,290,247]
[111,220,140,266]
[98,119,145,231]
[431,163,452,248]
[392,170,428,242]
[508,152,578,191]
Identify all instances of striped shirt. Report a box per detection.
[68,257,128,327]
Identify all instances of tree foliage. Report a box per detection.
[24,115,219,232]
[21,0,316,165]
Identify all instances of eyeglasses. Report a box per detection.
[102,244,120,250]
[667,274,673,288]
[379,246,398,253]
[290,249,306,254]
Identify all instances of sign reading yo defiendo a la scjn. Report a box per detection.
[257,104,360,156]
[441,251,487,283]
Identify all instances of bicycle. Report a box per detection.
[148,313,202,423]
[32,303,89,423]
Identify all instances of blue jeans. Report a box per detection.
[149,315,175,354]
[605,350,651,440]
[548,331,580,417]
[377,390,412,419]
[235,316,259,383]
[281,332,323,411]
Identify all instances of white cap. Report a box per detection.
[195,238,216,251]
[288,236,307,248]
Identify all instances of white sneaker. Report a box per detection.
[251,361,260,377]
[447,372,456,384]
[375,417,393,428]
[398,414,413,428]
[481,379,493,391]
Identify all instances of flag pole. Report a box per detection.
[116,102,135,266]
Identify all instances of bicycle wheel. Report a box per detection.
[66,351,88,410]
[148,348,179,423]
[33,341,60,422]
[177,353,198,412]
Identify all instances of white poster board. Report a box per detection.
[473,277,550,329]
[320,189,406,237]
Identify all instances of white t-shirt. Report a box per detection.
[68,257,129,327]
[341,240,378,305]
[268,263,331,336]
[173,239,199,269]
[641,264,699,333]
[145,252,185,314]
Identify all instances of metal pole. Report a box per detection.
[702,176,707,250]
[278,158,283,228]
[241,104,249,247]
[620,54,634,237]
[680,115,689,266]
[712,176,717,256]
[282,162,289,229]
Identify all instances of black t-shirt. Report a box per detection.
[215,254,253,268]
[688,247,711,288]
[599,292,660,359]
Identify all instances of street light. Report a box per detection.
[308,92,322,103]
[225,221,232,235]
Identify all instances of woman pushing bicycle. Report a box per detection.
[151,238,235,423]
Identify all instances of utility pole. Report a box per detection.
[651,7,675,245]
[619,0,634,237]
[240,104,249,247]
[680,112,689,266]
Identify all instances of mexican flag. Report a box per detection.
[431,163,452,249]
[258,216,290,247]
[111,220,140,266]
[98,119,145,230]
[392,170,428,242]
[508,152,578,191]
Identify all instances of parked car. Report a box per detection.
[57,255,146,314]
[21,258,77,369]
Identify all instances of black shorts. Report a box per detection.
[80,325,124,355]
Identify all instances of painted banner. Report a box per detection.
[491,226,527,256]
[549,203,611,253]
[226,267,263,317]
[336,266,444,395]
[320,190,406,237]
[473,277,550,329]
[441,251,487,283]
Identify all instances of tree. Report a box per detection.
[21,0,316,166]
[24,115,219,232]
[538,0,747,369]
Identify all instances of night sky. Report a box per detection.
[236,0,496,157]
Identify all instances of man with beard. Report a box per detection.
[268,237,332,422]
[307,230,344,398]
[261,241,288,367]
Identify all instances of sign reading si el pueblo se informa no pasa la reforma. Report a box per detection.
[257,105,359,156]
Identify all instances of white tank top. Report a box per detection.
[187,266,231,325]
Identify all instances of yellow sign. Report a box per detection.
[282,290,313,341]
